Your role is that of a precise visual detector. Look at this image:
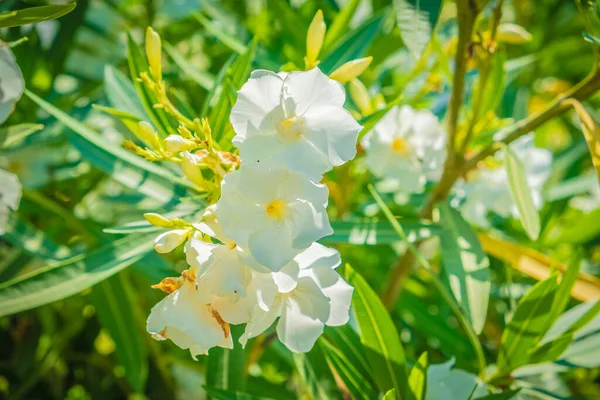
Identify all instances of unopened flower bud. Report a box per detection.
[306,10,326,69]
[153,229,189,253]
[329,57,372,83]
[145,27,162,80]
[164,135,196,153]
[181,150,207,187]
[496,23,532,44]
[349,79,373,115]
[137,121,162,150]
[144,212,172,228]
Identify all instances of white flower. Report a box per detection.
[459,135,552,227]
[0,43,24,124]
[361,105,447,194]
[146,269,233,359]
[230,68,362,180]
[0,168,22,236]
[426,360,488,400]
[216,165,333,271]
[240,243,353,353]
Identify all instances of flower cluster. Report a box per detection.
[146,67,361,357]
[361,105,447,196]
[457,136,552,227]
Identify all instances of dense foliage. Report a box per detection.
[2,0,600,399]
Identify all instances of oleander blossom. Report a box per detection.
[230,68,362,180]
[457,135,552,227]
[361,105,447,195]
[216,164,333,271]
[0,168,22,236]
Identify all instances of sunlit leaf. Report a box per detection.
[393,0,443,59]
[0,3,76,28]
[439,203,490,334]
[0,123,44,150]
[327,218,441,245]
[408,352,428,400]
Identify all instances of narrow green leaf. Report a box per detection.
[164,42,215,90]
[204,387,276,400]
[393,0,443,59]
[497,275,559,373]
[3,217,71,261]
[550,259,581,322]
[382,388,397,400]
[477,390,521,400]
[327,218,442,245]
[206,325,247,395]
[0,233,156,318]
[408,352,428,400]
[324,325,376,388]
[90,275,148,392]
[528,334,573,365]
[0,123,44,149]
[344,264,408,397]
[126,34,175,137]
[210,40,258,145]
[505,145,541,240]
[323,0,362,52]
[104,65,146,120]
[320,338,378,400]
[25,90,195,206]
[195,13,247,55]
[320,13,384,74]
[439,203,491,334]
[0,3,76,28]
[293,352,329,400]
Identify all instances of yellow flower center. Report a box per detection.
[278,116,304,141]
[266,200,288,221]
[391,137,410,155]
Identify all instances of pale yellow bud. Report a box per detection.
[145,27,162,80]
[349,79,373,115]
[496,23,532,44]
[306,10,326,69]
[137,121,162,150]
[164,135,196,153]
[153,229,189,253]
[329,57,373,83]
[181,150,207,187]
[144,213,172,228]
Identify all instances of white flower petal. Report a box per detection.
[295,242,341,270]
[272,260,300,293]
[184,235,219,269]
[240,297,283,348]
[146,283,233,359]
[276,276,330,352]
[283,68,345,114]
[0,169,22,211]
[230,70,285,140]
[289,200,333,249]
[248,223,297,271]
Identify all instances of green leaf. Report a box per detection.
[0,3,76,28]
[204,387,276,400]
[497,275,559,373]
[210,40,258,146]
[408,352,428,400]
[90,275,148,392]
[25,90,195,206]
[393,0,443,59]
[505,145,541,240]
[195,13,247,55]
[344,264,408,397]
[0,232,156,318]
[104,65,146,120]
[323,0,362,52]
[0,123,44,150]
[3,217,71,261]
[164,42,215,90]
[320,13,384,74]
[477,390,521,400]
[206,325,247,395]
[320,338,378,400]
[382,389,397,400]
[438,203,490,334]
[126,34,175,137]
[327,218,442,245]
[528,334,573,365]
[550,259,580,323]
[293,352,329,400]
